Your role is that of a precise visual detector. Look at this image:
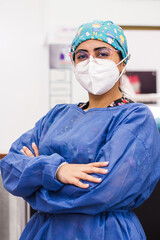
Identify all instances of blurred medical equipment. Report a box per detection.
[121,74,160,103]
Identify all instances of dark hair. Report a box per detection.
[118,51,123,61]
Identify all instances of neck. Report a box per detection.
[87,83,123,109]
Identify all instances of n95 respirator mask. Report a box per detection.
[74,56,127,95]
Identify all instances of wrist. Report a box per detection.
[55,162,68,180]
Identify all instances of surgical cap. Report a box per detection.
[71,20,129,63]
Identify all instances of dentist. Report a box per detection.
[1,20,160,240]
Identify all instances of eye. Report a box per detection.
[96,48,111,58]
[77,54,86,59]
[99,52,109,57]
[75,52,88,61]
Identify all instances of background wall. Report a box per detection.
[0,0,49,153]
[48,0,160,27]
[0,0,160,153]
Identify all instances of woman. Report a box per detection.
[1,20,160,240]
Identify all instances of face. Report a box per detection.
[74,39,125,73]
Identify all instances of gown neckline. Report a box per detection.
[72,96,134,114]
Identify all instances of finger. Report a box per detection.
[23,146,34,157]
[88,161,109,167]
[83,166,108,175]
[73,178,89,189]
[32,142,39,156]
[20,149,25,155]
[80,173,102,183]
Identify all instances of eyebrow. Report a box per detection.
[75,47,109,54]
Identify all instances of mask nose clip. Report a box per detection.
[89,55,95,62]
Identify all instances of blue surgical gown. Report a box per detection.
[1,103,160,240]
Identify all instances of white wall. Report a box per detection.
[0,0,160,153]
[0,0,49,152]
[48,0,160,27]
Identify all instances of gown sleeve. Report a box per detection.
[0,106,67,197]
[23,105,160,215]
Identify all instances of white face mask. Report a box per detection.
[74,56,127,95]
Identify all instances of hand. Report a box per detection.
[21,143,109,188]
[56,161,109,189]
[21,143,39,157]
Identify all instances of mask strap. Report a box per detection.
[119,65,126,79]
[117,53,131,66]
[117,53,131,80]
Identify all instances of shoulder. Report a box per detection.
[47,103,71,115]
[42,103,73,122]
[120,103,154,121]
[111,103,160,158]
[111,103,154,129]
[119,103,160,146]
[125,102,151,112]
[124,103,156,127]
[33,104,74,138]
[39,103,78,127]
[112,103,158,140]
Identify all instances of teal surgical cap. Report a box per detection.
[71,20,129,63]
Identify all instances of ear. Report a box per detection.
[123,64,126,74]
[123,62,127,74]
[120,62,126,74]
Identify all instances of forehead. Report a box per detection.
[76,39,115,51]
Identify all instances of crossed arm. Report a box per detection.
[21,143,109,189]
[17,127,156,215]
[1,105,159,215]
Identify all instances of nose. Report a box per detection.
[89,55,95,62]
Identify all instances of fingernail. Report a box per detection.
[103,169,108,173]
[102,161,109,165]
[20,149,24,153]
[23,146,27,149]
[98,178,102,182]
[32,142,36,146]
